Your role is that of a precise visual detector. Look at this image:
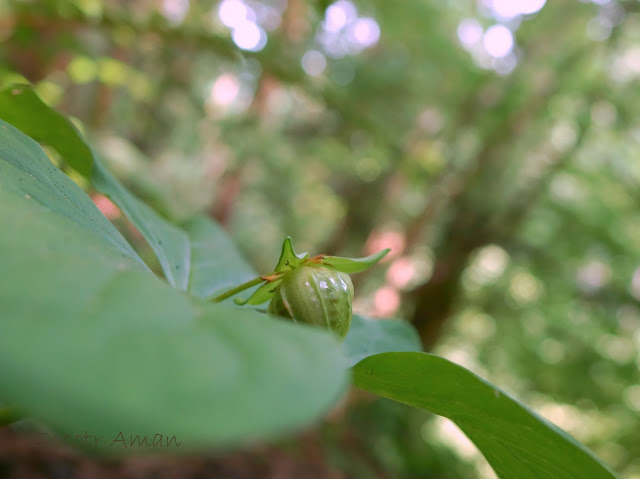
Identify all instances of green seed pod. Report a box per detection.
[268,265,354,339]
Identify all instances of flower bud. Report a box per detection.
[268,265,354,339]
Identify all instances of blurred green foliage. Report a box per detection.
[2,0,640,477]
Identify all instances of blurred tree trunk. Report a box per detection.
[409,107,592,349]
[409,201,490,348]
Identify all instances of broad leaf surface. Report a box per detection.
[0,119,142,265]
[352,352,619,479]
[342,315,422,368]
[0,122,349,450]
[0,85,190,290]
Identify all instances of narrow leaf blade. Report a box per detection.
[92,162,190,290]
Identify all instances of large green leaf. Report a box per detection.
[0,120,349,450]
[0,85,190,290]
[342,315,422,368]
[352,352,619,479]
[0,119,143,266]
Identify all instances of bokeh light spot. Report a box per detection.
[162,0,190,25]
[232,21,267,51]
[323,0,357,33]
[348,17,380,49]
[218,0,250,28]
[624,385,640,412]
[631,267,640,301]
[490,0,546,19]
[92,194,120,220]
[210,73,240,107]
[373,286,400,317]
[509,271,543,304]
[576,260,612,293]
[466,244,510,286]
[365,230,405,259]
[387,257,415,289]
[301,50,327,76]
[483,25,514,58]
[457,19,483,48]
[67,56,97,84]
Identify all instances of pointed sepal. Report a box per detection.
[274,236,309,272]
[321,248,390,274]
[233,278,283,305]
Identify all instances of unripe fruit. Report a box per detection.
[268,265,354,339]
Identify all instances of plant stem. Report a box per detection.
[0,407,19,426]
[209,276,266,303]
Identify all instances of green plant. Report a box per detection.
[212,235,388,339]
[268,265,354,339]
[0,85,620,478]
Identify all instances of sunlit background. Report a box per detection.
[2,0,640,477]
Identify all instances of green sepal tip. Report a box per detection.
[320,248,390,274]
